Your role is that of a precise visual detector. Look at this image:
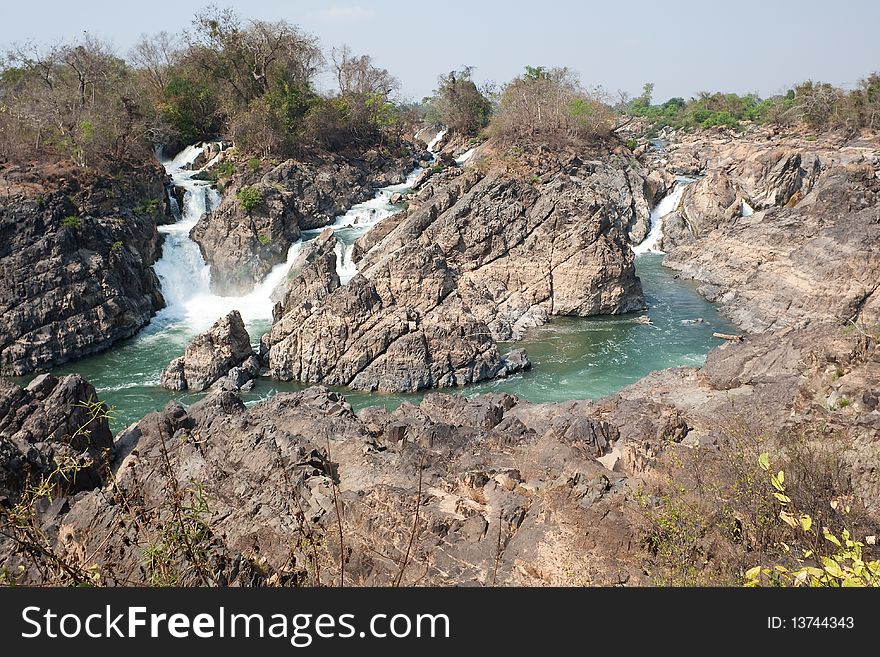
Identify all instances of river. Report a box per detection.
[46,142,735,431]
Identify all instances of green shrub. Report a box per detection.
[247,158,262,173]
[236,186,263,213]
[62,215,82,230]
[258,233,271,245]
[216,160,235,177]
[625,138,639,150]
[110,241,123,252]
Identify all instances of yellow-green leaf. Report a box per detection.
[773,492,792,504]
[799,515,813,533]
[758,452,771,471]
[745,566,762,580]
[821,557,843,578]
[824,531,842,547]
[780,510,797,528]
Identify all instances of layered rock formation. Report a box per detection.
[5,314,875,586]
[0,165,168,375]
[190,148,418,296]
[0,373,112,504]
[659,131,880,332]
[265,154,651,392]
[161,310,256,392]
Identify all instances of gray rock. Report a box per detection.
[160,310,255,391]
[0,165,168,375]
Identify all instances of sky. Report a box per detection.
[1,0,878,103]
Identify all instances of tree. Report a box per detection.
[490,66,614,147]
[427,67,492,136]
[3,35,152,166]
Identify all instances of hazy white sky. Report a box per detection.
[1,0,878,102]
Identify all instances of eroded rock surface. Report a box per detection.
[0,165,168,375]
[161,310,255,392]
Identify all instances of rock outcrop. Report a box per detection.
[265,154,651,392]
[190,148,418,296]
[161,310,256,391]
[0,164,168,375]
[660,131,880,332]
[0,373,112,504]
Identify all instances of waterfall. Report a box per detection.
[425,127,448,153]
[632,178,693,255]
[741,200,754,216]
[314,127,447,283]
[456,146,478,165]
[153,144,303,333]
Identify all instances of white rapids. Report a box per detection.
[153,144,304,333]
[312,128,448,284]
[632,178,694,255]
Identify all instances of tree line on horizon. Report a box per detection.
[1,5,877,172]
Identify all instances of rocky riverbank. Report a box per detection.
[0,163,169,376]
[2,126,878,587]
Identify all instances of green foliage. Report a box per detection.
[745,454,880,587]
[110,241,123,252]
[133,198,160,216]
[625,138,639,150]
[236,185,263,213]
[490,66,614,147]
[158,73,222,146]
[216,159,235,176]
[628,72,880,133]
[424,67,492,136]
[643,494,708,586]
[62,215,82,230]
[258,233,271,245]
[246,157,262,172]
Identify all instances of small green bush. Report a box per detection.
[62,215,82,230]
[110,241,123,252]
[247,158,262,173]
[625,138,639,150]
[258,233,271,246]
[236,186,263,213]
[216,160,235,177]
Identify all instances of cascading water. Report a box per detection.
[153,145,303,331]
[312,128,448,283]
[46,135,737,432]
[741,200,755,216]
[632,178,694,255]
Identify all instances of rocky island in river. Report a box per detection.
[1,7,878,587]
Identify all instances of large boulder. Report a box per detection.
[664,145,880,332]
[161,310,256,391]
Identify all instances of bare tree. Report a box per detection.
[129,31,180,95]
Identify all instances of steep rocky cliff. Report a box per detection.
[658,130,880,332]
[0,164,169,375]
